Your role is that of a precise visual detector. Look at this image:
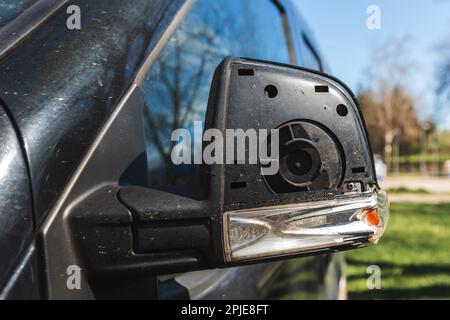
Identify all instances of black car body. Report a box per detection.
[0,0,346,299]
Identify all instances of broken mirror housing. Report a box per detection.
[204,57,389,264]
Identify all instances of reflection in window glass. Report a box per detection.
[141,0,291,193]
[0,0,38,28]
[302,33,322,71]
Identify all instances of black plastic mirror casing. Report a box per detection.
[118,57,384,272]
[204,57,377,264]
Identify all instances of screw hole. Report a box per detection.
[264,85,278,98]
[336,104,348,117]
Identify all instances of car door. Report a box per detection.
[0,0,185,299]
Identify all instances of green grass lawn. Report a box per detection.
[347,202,450,299]
[386,187,430,194]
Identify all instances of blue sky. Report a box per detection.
[294,0,450,128]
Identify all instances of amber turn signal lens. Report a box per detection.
[366,209,380,226]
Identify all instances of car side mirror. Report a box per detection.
[53,57,389,297]
[40,57,389,298]
[117,57,389,270]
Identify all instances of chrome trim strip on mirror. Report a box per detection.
[223,188,389,262]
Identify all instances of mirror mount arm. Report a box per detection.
[69,185,214,280]
[117,186,214,258]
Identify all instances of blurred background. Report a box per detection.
[271,0,450,300]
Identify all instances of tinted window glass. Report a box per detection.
[0,0,38,28]
[301,33,322,71]
[141,0,291,193]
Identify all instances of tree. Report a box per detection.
[358,91,384,155]
[360,38,422,171]
[359,87,421,157]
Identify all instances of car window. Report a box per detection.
[301,33,322,71]
[0,0,38,28]
[141,0,291,195]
